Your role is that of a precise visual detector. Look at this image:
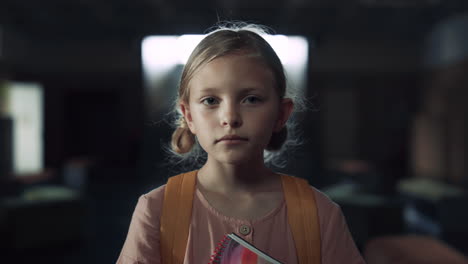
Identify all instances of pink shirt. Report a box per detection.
[117,183,365,264]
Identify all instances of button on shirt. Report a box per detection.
[239,224,251,236]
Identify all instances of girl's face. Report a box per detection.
[181,54,293,165]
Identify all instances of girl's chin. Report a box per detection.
[212,152,263,166]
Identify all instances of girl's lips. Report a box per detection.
[216,135,248,143]
[218,139,248,145]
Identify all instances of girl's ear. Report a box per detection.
[274,98,294,132]
[180,102,196,134]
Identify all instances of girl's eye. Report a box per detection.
[243,96,262,104]
[201,97,218,106]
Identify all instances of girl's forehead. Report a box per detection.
[197,54,272,79]
[188,55,276,94]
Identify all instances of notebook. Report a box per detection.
[208,233,283,264]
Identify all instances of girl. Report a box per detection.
[117,24,365,264]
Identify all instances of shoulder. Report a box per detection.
[117,185,168,264]
[309,186,366,263]
[137,169,196,213]
[280,174,343,226]
[139,170,196,208]
[307,185,345,234]
[281,174,341,215]
[309,186,341,217]
[129,184,167,231]
[143,184,167,201]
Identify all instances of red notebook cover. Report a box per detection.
[208,233,283,264]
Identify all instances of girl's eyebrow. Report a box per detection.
[198,87,264,94]
[240,87,264,93]
[197,87,218,94]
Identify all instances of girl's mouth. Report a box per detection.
[216,135,248,143]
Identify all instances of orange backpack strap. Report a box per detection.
[281,174,321,264]
[160,170,197,264]
[160,171,320,264]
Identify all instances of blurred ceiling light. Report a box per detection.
[142,34,308,69]
[142,36,179,67]
[175,34,206,64]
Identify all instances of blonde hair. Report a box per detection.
[169,23,302,166]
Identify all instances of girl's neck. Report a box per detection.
[197,157,280,197]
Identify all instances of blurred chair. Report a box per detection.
[0,184,86,249]
[324,182,404,249]
[364,235,468,264]
[398,177,468,250]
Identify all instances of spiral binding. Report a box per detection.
[208,234,232,264]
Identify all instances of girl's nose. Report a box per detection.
[220,104,242,128]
